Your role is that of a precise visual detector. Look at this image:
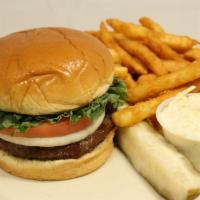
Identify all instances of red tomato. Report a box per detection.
[0,118,91,138]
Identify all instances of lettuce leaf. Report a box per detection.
[0,77,127,133]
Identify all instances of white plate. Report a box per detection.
[0,148,165,200]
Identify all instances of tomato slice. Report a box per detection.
[0,118,91,138]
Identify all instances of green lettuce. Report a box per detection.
[0,77,127,133]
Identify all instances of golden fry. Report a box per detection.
[191,78,200,92]
[162,60,190,72]
[112,88,185,127]
[114,65,137,88]
[86,30,100,39]
[184,48,200,61]
[112,19,197,53]
[137,74,157,84]
[128,60,200,103]
[114,45,148,74]
[115,35,168,75]
[124,73,137,89]
[119,20,152,40]
[106,18,122,32]
[108,18,150,39]
[114,64,128,79]
[109,48,121,64]
[156,32,198,53]
[99,22,116,48]
[139,16,164,32]
[99,22,147,74]
[143,35,183,60]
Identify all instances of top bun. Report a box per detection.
[0,27,114,115]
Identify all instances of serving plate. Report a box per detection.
[0,148,166,200]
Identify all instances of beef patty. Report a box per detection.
[0,114,114,161]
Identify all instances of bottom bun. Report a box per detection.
[0,130,115,181]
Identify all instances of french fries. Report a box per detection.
[115,46,148,74]
[115,35,168,75]
[119,20,150,40]
[124,73,137,89]
[108,18,197,52]
[106,18,122,32]
[142,35,184,60]
[184,48,200,61]
[109,48,121,64]
[99,22,147,74]
[139,16,164,32]
[86,30,100,39]
[114,65,137,89]
[191,78,200,92]
[156,32,198,53]
[88,17,200,200]
[88,17,200,128]
[99,22,115,48]
[112,87,185,127]
[114,64,128,78]
[128,60,200,103]
[162,60,189,72]
[137,73,157,84]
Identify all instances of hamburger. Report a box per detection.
[0,27,127,180]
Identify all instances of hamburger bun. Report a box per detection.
[0,27,116,181]
[0,27,114,115]
[0,130,114,180]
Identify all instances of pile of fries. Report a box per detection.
[88,17,200,128]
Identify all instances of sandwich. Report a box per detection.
[0,27,127,180]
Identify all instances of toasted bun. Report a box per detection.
[0,27,114,115]
[0,130,114,180]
